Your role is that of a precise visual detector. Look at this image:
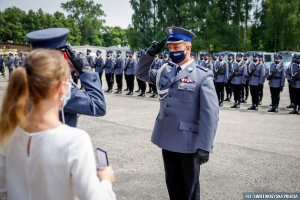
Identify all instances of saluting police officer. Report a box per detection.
[124,51,136,95]
[26,28,106,127]
[104,50,115,93]
[286,54,300,114]
[225,53,234,102]
[94,50,104,87]
[230,53,248,108]
[247,53,266,110]
[266,54,285,112]
[214,53,228,106]
[135,26,219,200]
[114,50,125,94]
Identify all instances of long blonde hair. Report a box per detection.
[0,49,70,145]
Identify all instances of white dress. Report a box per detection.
[0,125,116,200]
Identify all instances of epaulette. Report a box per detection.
[196,65,209,72]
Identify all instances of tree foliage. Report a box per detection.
[128,0,300,52]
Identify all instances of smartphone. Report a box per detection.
[96,148,109,168]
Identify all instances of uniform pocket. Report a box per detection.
[178,121,198,133]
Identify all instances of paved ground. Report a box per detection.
[0,73,299,200]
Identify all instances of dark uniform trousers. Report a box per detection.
[149,83,157,94]
[242,80,250,101]
[115,74,123,91]
[105,73,114,90]
[291,87,300,107]
[126,74,135,92]
[214,82,225,103]
[162,149,200,200]
[98,72,103,87]
[288,84,293,104]
[258,84,264,102]
[232,84,242,102]
[137,78,146,92]
[250,85,260,105]
[269,87,281,106]
[225,79,232,98]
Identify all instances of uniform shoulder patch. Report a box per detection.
[196,65,209,72]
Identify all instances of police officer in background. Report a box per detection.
[124,51,136,95]
[258,54,265,105]
[26,28,106,127]
[14,54,20,68]
[19,52,26,66]
[114,50,125,94]
[286,54,300,114]
[86,49,94,67]
[135,26,219,200]
[94,50,104,87]
[230,53,248,108]
[247,53,265,110]
[241,53,251,103]
[162,51,171,64]
[0,54,5,78]
[190,52,197,60]
[214,53,228,106]
[104,50,115,93]
[225,53,234,102]
[266,54,285,112]
[149,54,162,98]
[136,51,147,97]
[201,53,213,70]
[7,53,15,78]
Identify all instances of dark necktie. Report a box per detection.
[176,66,182,75]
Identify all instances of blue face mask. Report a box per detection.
[169,49,187,64]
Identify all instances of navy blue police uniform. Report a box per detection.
[225,53,234,101]
[104,50,115,93]
[266,54,285,112]
[135,26,219,200]
[94,50,104,86]
[241,53,251,103]
[26,28,106,127]
[86,49,94,67]
[124,51,136,95]
[114,50,125,94]
[136,51,147,96]
[213,53,228,106]
[286,54,300,114]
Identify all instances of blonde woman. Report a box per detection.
[0,49,115,200]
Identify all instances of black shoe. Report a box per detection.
[150,93,158,98]
[137,93,145,97]
[241,99,247,103]
[258,101,262,105]
[115,90,122,94]
[146,90,152,94]
[236,104,240,108]
[248,105,258,110]
[135,89,140,93]
[224,98,229,101]
[124,88,128,91]
[268,107,276,112]
[126,92,133,95]
[105,89,110,92]
[289,109,299,114]
[287,104,294,109]
[115,88,119,91]
[230,104,236,108]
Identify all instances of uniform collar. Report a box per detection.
[178,59,194,70]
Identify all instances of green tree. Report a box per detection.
[61,0,105,45]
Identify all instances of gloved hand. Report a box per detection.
[59,45,91,74]
[195,149,209,165]
[146,39,166,56]
[280,86,283,92]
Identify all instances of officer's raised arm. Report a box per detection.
[135,39,166,84]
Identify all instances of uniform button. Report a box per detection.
[166,105,170,108]
[168,94,172,97]
[189,128,192,131]
[165,114,168,117]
